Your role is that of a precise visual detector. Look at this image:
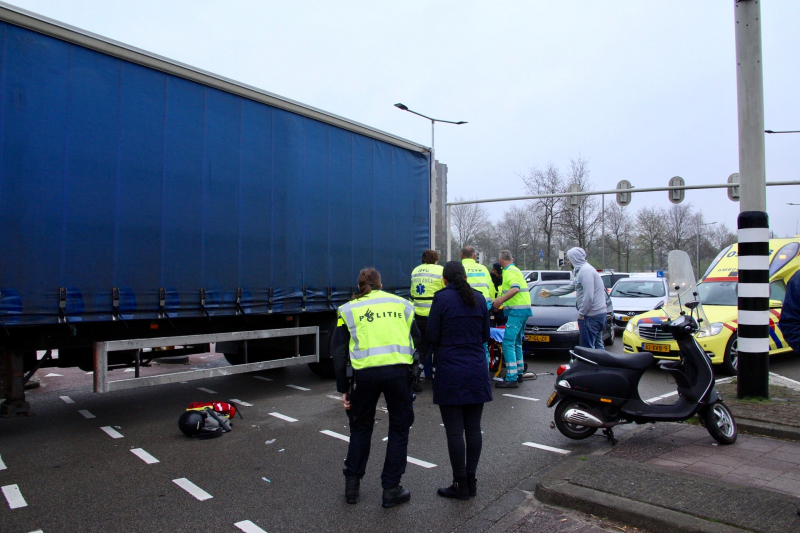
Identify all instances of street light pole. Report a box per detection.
[394,103,467,261]
[696,222,717,279]
[787,203,800,235]
[521,243,529,270]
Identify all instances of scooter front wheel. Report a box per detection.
[554,398,599,440]
[700,402,737,444]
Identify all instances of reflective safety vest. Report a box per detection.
[337,290,415,370]
[461,258,496,300]
[501,263,532,309]
[410,263,444,317]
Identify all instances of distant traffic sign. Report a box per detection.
[567,183,582,209]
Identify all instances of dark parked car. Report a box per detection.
[523,281,613,355]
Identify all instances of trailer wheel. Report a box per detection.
[308,358,335,379]
[307,314,339,379]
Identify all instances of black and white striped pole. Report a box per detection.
[734,0,769,398]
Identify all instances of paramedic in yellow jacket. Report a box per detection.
[461,246,496,362]
[491,250,532,388]
[409,249,444,389]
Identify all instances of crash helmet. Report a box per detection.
[178,410,206,437]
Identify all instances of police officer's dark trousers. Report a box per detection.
[344,364,415,490]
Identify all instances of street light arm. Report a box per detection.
[394,104,467,125]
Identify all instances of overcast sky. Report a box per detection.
[6,0,800,237]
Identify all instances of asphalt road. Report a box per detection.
[1,334,796,533]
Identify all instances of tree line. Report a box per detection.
[450,156,738,275]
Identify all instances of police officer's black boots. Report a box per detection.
[382,485,411,508]
[467,476,477,498]
[345,475,360,504]
[437,476,470,500]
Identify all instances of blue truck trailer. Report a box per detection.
[0,3,431,415]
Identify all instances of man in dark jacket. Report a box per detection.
[779,273,800,352]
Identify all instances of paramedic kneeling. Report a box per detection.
[331,267,421,508]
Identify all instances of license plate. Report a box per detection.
[621,316,631,322]
[525,335,550,342]
[643,342,670,353]
[547,391,558,407]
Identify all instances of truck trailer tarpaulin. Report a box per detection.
[0,3,431,328]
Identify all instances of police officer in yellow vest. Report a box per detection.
[491,250,532,388]
[409,249,444,389]
[332,267,421,508]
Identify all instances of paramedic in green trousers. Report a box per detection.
[491,250,532,388]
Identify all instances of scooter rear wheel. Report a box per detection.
[554,398,599,440]
[700,402,737,444]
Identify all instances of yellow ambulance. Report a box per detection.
[621,237,800,374]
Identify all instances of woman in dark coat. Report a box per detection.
[427,261,492,500]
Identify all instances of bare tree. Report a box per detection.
[450,197,492,252]
[521,163,564,268]
[605,203,632,271]
[496,205,533,265]
[709,223,737,250]
[636,206,666,271]
[663,203,696,253]
[559,156,601,250]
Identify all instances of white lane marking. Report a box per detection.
[59,396,75,404]
[268,412,298,423]
[378,407,389,413]
[0,453,6,470]
[2,484,28,509]
[230,399,253,407]
[321,430,350,442]
[100,426,124,439]
[130,448,159,464]
[286,384,310,391]
[44,373,62,377]
[320,430,436,467]
[406,456,437,468]
[235,520,268,533]
[502,394,540,402]
[254,376,273,382]
[383,437,389,441]
[78,410,95,419]
[327,394,342,400]
[200,355,215,359]
[645,391,678,402]
[197,387,216,394]
[27,530,44,533]
[523,442,571,455]
[172,478,213,501]
[769,372,800,391]
[124,368,136,373]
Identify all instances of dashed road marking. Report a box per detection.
[27,530,44,533]
[130,448,159,464]
[172,478,213,501]
[523,442,570,455]
[0,453,6,470]
[235,520,268,533]
[320,430,436,467]
[59,396,75,404]
[327,394,342,400]
[2,484,27,509]
[230,399,253,407]
[406,457,437,468]
[502,394,540,402]
[269,412,298,423]
[124,368,136,373]
[197,387,216,394]
[100,426,124,439]
[320,430,350,442]
[645,391,678,403]
[286,384,310,391]
[254,376,273,382]
[78,410,95,419]
[200,355,215,359]
[44,373,62,377]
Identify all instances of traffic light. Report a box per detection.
[557,250,565,269]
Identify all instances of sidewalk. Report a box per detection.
[530,381,800,533]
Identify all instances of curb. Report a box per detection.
[737,418,800,442]
[534,458,748,533]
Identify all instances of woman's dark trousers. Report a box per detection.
[439,403,484,479]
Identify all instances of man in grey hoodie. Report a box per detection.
[539,247,608,349]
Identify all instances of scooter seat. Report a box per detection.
[572,346,653,371]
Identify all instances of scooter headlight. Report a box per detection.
[696,322,724,338]
[558,321,579,332]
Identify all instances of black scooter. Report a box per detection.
[546,301,737,445]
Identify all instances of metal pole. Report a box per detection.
[430,120,437,254]
[734,0,769,398]
[696,226,700,280]
[601,194,605,269]
[446,204,452,262]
